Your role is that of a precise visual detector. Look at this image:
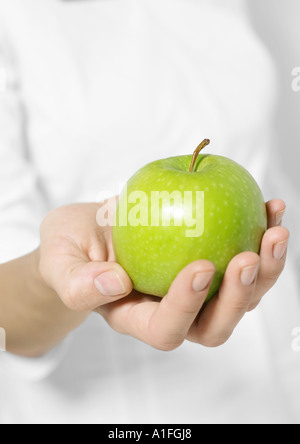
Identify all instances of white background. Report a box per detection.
[249,0,300,191]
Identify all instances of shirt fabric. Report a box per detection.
[0,0,299,424]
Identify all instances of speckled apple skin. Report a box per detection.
[112,154,267,301]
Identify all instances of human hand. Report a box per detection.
[0,201,135,357]
[97,199,289,349]
[39,199,288,350]
[39,203,133,314]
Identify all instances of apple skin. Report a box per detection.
[112,154,267,302]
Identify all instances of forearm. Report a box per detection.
[0,249,88,357]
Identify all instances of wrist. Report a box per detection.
[22,248,89,356]
[29,248,59,303]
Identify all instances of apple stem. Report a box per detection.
[189,139,211,172]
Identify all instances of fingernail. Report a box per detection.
[273,240,288,261]
[240,264,259,287]
[94,271,126,296]
[275,209,285,226]
[192,271,214,292]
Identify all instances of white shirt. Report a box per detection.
[0,0,299,424]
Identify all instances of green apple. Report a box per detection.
[112,140,267,301]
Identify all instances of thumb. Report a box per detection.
[61,261,133,312]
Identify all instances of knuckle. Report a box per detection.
[259,267,283,290]
[148,328,184,352]
[163,297,201,320]
[263,269,283,283]
[229,299,252,315]
[201,334,231,348]
[147,317,185,352]
[153,339,184,352]
[40,208,60,230]
[247,300,261,312]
